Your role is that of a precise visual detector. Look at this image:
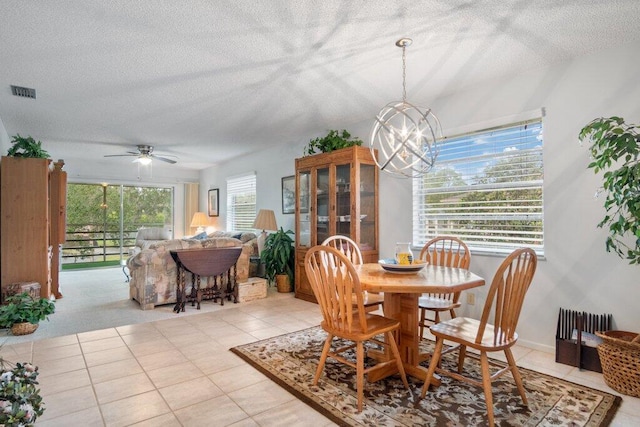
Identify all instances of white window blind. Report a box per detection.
[412,119,544,255]
[226,173,256,231]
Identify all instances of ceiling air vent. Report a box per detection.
[10,85,36,99]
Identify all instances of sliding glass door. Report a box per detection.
[63,183,173,268]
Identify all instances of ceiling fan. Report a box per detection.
[104,145,177,164]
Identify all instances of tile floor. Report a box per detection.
[1,288,638,426]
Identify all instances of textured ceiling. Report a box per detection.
[1,0,640,172]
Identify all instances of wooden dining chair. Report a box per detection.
[305,245,410,412]
[417,236,471,337]
[322,235,384,313]
[420,247,538,427]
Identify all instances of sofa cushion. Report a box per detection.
[208,230,256,243]
[135,227,172,249]
[201,237,243,248]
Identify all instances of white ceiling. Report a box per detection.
[2,0,640,172]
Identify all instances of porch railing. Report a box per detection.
[62,223,168,266]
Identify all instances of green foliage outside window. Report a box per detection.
[64,184,173,264]
[423,153,543,238]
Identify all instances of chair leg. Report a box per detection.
[419,307,426,338]
[420,337,444,398]
[314,334,333,385]
[479,352,495,427]
[449,307,457,319]
[386,331,410,391]
[457,345,467,373]
[356,340,365,412]
[505,348,528,405]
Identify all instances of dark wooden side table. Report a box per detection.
[170,247,242,313]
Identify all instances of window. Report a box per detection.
[226,172,256,231]
[413,119,544,255]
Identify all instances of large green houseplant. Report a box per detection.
[6,134,50,158]
[304,129,363,156]
[579,116,640,264]
[261,228,294,292]
[0,292,56,335]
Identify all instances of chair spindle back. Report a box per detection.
[321,235,363,265]
[305,245,367,334]
[419,236,471,299]
[476,247,537,345]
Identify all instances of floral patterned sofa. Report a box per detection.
[127,231,257,310]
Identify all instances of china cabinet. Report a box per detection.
[294,146,378,302]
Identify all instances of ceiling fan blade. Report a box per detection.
[104,154,138,158]
[150,154,177,164]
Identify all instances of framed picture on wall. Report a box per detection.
[282,176,295,214]
[208,188,219,217]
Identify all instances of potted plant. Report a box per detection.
[579,117,640,397]
[0,292,56,335]
[261,228,294,292]
[304,129,363,156]
[578,116,640,264]
[6,134,50,158]
[0,358,46,424]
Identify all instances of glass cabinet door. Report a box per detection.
[297,171,310,248]
[315,167,330,244]
[335,163,351,239]
[359,163,376,252]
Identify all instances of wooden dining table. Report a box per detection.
[355,263,485,384]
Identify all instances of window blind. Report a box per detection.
[226,173,256,231]
[412,119,544,255]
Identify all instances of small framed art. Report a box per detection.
[281,176,295,214]
[208,188,219,217]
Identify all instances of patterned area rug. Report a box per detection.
[231,326,621,426]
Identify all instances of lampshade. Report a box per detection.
[190,212,210,233]
[253,209,277,255]
[370,38,441,178]
[252,209,277,231]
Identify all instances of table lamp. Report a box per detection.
[190,212,210,234]
[252,209,277,255]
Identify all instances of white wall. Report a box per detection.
[0,117,9,154]
[200,142,302,233]
[200,41,640,351]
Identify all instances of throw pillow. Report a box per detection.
[192,231,208,240]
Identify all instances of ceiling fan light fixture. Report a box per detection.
[369,37,441,179]
[135,156,152,165]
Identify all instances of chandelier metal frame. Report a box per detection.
[370,38,441,178]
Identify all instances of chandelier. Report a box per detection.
[370,38,441,178]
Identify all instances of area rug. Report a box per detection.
[231,326,621,426]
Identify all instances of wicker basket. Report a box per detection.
[10,322,38,336]
[596,330,640,397]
